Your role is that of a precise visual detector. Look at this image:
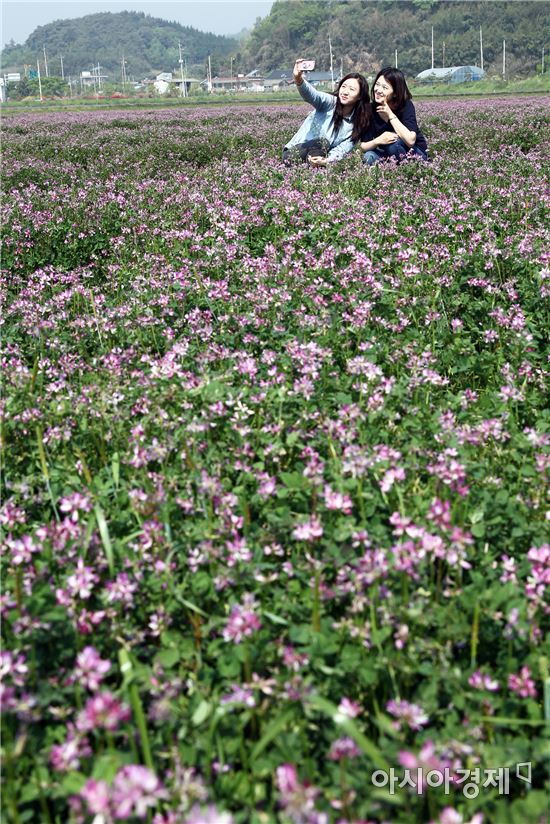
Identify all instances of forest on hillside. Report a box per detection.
[0,11,239,79]
[242,0,549,78]
[1,1,548,82]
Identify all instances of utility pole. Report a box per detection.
[542,46,545,75]
[178,42,186,96]
[207,54,212,92]
[230,56,234,89]
[60,54,64,80]
[395,49,398,69]
[328,35,334,90]
[121,54,127,90]
[431,26,434,70]
[442,42,445,69]
[479,26,484,71]
[43,45,49,77]
[502,40,506,81]
[37,58,43,100]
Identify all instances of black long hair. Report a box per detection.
[331,72,371,142]
[372,67,412,113]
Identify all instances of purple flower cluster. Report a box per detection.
[1,96,548,823]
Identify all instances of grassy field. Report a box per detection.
[2,73,549,114]
[2,95,549,824]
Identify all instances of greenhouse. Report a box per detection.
[416,65,486,83]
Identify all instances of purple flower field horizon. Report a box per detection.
[1,97,549,824]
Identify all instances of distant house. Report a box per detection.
[416,66,485,84]
[80,70,109,88]
[263,70,294,90]
[152,72,200,95]
[200,74,265,92]
[264,69,340,90]
[205,76,237,91]
[154,79,171,94]
[306,71,340,88]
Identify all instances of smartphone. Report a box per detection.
[300,60,316,72]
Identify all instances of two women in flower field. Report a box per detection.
[284,60,429,166]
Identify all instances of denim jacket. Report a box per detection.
[284,80,357,162]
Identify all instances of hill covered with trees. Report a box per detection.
[242,0,549,78]
[0,11,239,80]
[1,2,548,84]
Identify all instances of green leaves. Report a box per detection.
[3,95,550,824]
[306,694,391,773]
[93,504,115,575]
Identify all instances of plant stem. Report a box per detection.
[470,601,480,668]
[312,567,321,632]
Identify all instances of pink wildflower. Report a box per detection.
[76,691,131,732]
[508,666,537,698]
[183,806,234,824]
[431,809,483,824]
[59,492,92,521]
[222,594,261,644]
[322,485,353,514]
[73,646,111,691]
[398,741,447,793]
[387,698,429,730]
[328,736,361,760]
[112,765,168,819]
[468,670,500,692]
[292,516,323,541]
[66,558,98,600]
[275,764,326,823]
[336,697,361,719]
[50,731,91,772]
[80,779,110,816]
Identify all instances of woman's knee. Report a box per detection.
[362,150,380,166]
[386,138,410,158]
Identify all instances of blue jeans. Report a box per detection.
[362,138,428,166]
[282,138,330,165]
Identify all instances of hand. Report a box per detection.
[375,99,393,122]
[307,155,328,167]
[377,131,398,146]
[293,58,305,84]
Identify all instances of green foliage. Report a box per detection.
[240,0,550,78]
[1,97,549,823]
[8,75,68,99]
[0,10,238,79]
[2,2,549,84]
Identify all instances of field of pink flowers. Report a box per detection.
[1,96,549,824]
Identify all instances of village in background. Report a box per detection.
[1,2,548,103]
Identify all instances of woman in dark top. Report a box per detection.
[360,68,428,165]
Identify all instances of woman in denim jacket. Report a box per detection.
[283,58,371,167]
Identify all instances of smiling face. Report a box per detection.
[373,75,394,106]
[338,78,361,108]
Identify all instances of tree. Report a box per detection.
[8,76,32,99]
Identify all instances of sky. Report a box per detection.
[1,0,274,47]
